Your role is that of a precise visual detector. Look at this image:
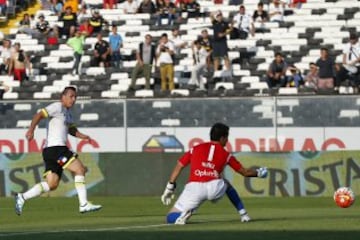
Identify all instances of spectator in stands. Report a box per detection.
[103,0,115,9]
[334,61,350,90]
[304,62,318,89]
[91,33,111,67]
[182,0,200,19]
[19,13,31,27]
[9,43,30,82]
[123,0,139,14]
[63,0,79,13]
[286,64,303,88]
[269,0,284,22]
[156,33,175,91]
[59,6,77,38]
[231,5,255,40]
[50,0,64,16]
[89,9,108,33]
[18,14,37,36]
[342,33,360,87]
[315,47,335,89]
[77,5,91,23]
[109,25,123,68]
[0,39,11,75]
[290,0,306,9]
[0,0,7,16]
[252,2,269,33]
[67,30,86,75]
[0,81,10,99]
[210,10,232,72]
[47,27,60,45]
[36,14,50,36]
[137,0,156,14]
[188,40,209,90]
[156,0,176,26]
[170,27,187,57]
[130,34,156,90]
[197,29,213,69]
[79,18,94,37]
[265,52,288,88]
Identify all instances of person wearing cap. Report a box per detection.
[89,9,107,33]
[36,14,50,35]
[210,10,232,71]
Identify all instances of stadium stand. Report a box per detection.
[0,0,360,129]
[0,0,358,100]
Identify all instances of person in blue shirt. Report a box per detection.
[109,25,123,68]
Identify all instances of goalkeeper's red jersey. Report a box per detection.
[178,141,243,182]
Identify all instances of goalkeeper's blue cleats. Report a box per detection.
[174,210,192,225]
[15,193,25,216]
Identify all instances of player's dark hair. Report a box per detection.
[62,86,77,96]
[210,123,229,141]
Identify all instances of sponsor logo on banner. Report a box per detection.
[225,151,360,197]
[142,132,184,152]
[0,153,104,197]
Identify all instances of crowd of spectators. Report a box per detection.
[1,0,360,96]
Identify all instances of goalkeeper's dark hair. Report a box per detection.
[210,123,229,141]
[62,86,77,96]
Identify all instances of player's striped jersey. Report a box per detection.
[41,102,74,148]
[179,142,243,183]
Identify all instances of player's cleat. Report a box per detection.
[175,210,192,225]
[240,213,251,222]
[15,193,25,216]
[79,202,102,213]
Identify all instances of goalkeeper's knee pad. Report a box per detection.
[166,212,181,224]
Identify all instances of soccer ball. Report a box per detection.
[333,187,355,208]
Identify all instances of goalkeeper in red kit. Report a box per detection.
[161,122,268,224]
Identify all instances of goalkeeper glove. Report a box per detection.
[256,167,268,178]
[161,182,176,206]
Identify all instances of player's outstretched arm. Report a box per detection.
[161,162,184,205]
[25,111,45,141]
[237,167,268,178]
[68,125,91,141]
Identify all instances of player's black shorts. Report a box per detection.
[42,146,78,178]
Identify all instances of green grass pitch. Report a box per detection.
[0,196,359,240]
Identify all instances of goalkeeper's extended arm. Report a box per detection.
[238,167,268,178]
[161,162,184,206]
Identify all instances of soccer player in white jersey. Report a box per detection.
[15,86,102,215]
[161,123,268,224]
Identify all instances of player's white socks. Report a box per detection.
[74,175,87,206]
[239,209,247,215]
[23,182,50,200]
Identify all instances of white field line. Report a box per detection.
[0,223,170,237]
